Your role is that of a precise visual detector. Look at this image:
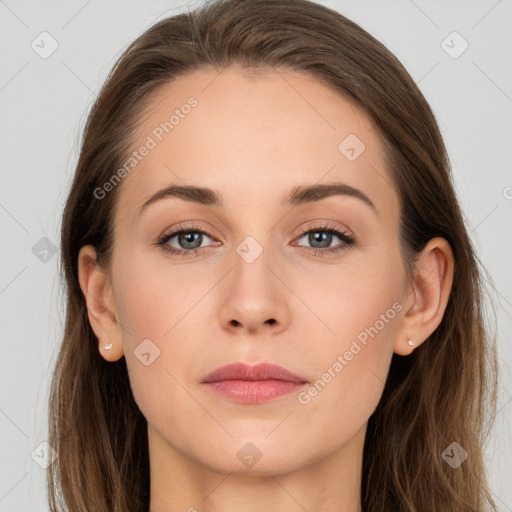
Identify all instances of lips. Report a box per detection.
[202,362,308,384]
[201,362,309,404]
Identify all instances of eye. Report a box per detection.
[156,223,219,256]
[155,221,356,258]
[292,222,355,256]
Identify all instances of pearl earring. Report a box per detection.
[407,339,415,347]
[104,343,113,350]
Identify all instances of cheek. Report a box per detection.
[293,253,404,433]
[113,247,203,344]
[297,248,405,355]
[291,310,399,462]
[111,251,211,420]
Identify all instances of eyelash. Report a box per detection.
[155,222,356,258]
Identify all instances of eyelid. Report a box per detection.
[158,221,352,242]
[156,222,220,256]
[156,220,356,257]
[159,222,219,241]
[295,220,353,239]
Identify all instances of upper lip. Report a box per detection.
[202,362,308,384]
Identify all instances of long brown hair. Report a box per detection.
[48,0,498,510]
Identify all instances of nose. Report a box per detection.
[218,243,291,336]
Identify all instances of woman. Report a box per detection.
[48,0,498,510]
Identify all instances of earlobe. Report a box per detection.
[394,237,454,356]
[77,245,124,361]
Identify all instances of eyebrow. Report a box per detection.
[139,181,377,215]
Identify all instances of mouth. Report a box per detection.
[201,362,309,404]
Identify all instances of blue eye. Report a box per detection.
[156,222,355,257]
[157,224,215,255]
[164,230,211,251]
[293,222,355,256]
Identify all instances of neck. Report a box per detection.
[148,424,365,512]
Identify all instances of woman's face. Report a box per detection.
[107,66,411,474]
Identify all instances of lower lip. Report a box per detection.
[202,379,307,403]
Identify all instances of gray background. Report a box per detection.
[0,0,511,510]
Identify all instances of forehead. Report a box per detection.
[115,65,398,223]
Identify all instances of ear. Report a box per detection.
[394,237,454,356]
[77,245,124,361]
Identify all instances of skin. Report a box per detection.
[78,66,454,512]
